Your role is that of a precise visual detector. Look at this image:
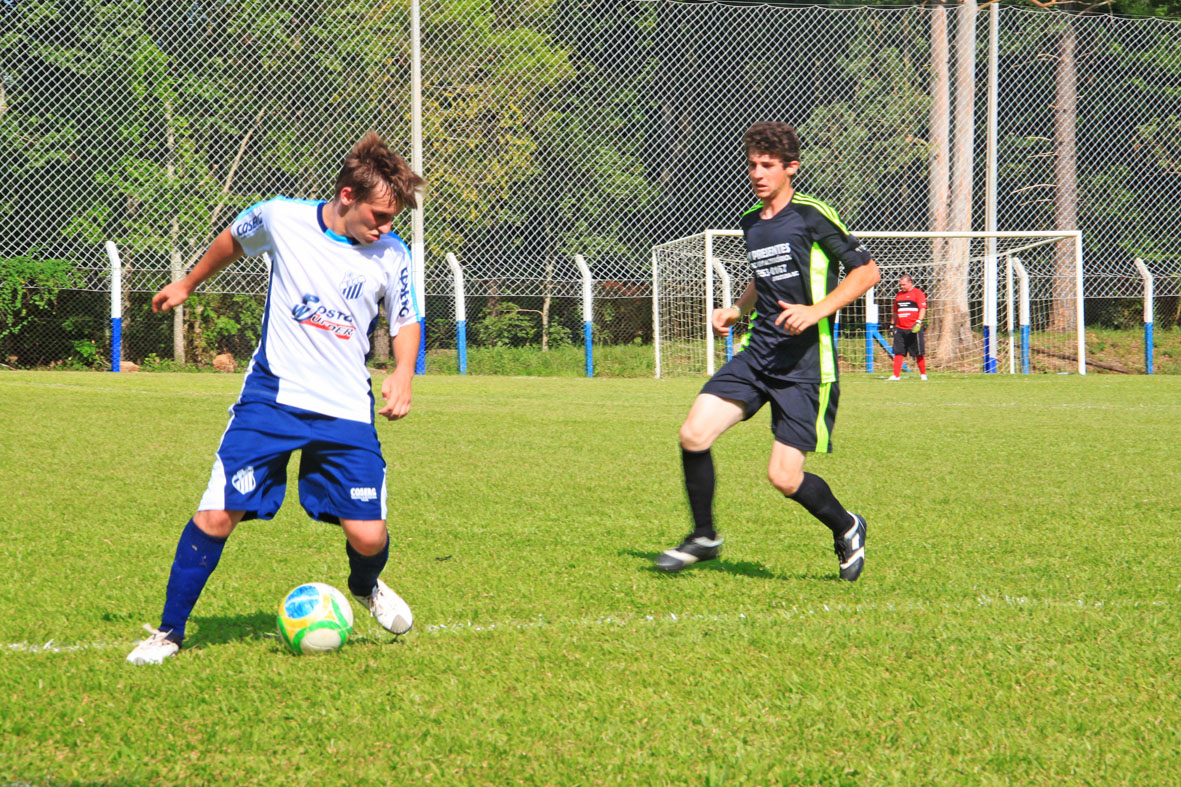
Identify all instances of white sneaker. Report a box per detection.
[355,578,413,635]
[921,374,928,380]
[126,624,180,665]
[887,376,900,381]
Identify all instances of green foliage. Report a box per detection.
[0,253,79,340]
[473,301,538,347]
[543,321,573,348]
[799,16,929,226]
[182,294,265,364]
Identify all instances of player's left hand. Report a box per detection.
[774,300,820,336]
[378,372,413,421]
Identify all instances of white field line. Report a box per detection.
[1,596,1169,655]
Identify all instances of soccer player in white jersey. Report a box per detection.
[128,132,424,664]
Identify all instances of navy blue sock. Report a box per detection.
[346,533,389,598]
[160,518,227,643]
[787,472,853,536]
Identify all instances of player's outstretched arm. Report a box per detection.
[152,228,244,313]
[775,260,881,336]
[378,321,421,421]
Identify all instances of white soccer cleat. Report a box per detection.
[126,624,180,665]
[921,374,928,380]
[355,578,413,635]
[887,376,901,381]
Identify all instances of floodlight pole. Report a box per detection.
[410,0,426,374]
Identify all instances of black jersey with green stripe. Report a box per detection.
[738,193,872,382]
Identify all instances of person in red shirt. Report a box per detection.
[890,274,927,380]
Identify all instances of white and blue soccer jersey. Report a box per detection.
[230,197,419,423]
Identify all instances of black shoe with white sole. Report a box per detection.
[654,535,723,573]
[834,514,867,582]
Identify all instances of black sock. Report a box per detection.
[346,534,389,598]
[682,446,716,540]
[787,472,853,536]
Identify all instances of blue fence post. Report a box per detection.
[575,254,594,377]
[105,241,122,372]
[1021,324,1030,374]
[864,286,877,373]
[1134,258,1154,375]
[1145,322,1154,375]
[447,253,466,375]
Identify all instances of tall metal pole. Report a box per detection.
[983,1,1000,373]
[410,0,426,374]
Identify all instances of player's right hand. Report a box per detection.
[152,281,192,313]
[711,306,741,336]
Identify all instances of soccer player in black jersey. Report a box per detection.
[654,122,881,581]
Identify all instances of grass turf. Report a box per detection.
[0,371,1177,784]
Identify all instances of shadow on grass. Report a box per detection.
[189,610,277,647]
[620,548,792,581]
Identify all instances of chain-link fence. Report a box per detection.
[3,1,1180,373]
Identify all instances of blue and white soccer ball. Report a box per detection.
[277,583,355,655]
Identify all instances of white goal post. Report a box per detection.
[652,230,1085,377]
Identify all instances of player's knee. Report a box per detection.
[346,522,389,556]
[767,465,803,495]
[679,421,713,452]
[193,509,239,539]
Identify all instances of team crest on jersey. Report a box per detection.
[231,466,256,495]
[291,293,356,340]
[340,272,366,300]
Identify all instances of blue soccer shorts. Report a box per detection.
[700,351,840,454]
[198,400,387,523]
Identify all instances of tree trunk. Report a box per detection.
[1051,13,1079,331]
[928,0,951,286]
[934,0,979,368]
[372,305,391,362]
[541,256,554,352]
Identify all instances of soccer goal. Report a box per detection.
[652,230,1085,377]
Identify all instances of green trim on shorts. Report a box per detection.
[815,381,833,452]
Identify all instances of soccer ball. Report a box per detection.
[277,583,355,655]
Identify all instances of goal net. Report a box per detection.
[652,230,1085,377]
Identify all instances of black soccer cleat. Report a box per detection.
[834,514,867,582]
[654,535,724,573]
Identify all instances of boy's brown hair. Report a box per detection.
[742,122,801,165]
[334,131,425,211]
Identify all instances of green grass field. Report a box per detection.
[0,371,1177,785]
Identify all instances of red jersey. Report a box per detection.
[894,287,927,330]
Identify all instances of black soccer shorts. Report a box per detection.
[892,327,925,358]
[700,351,839,453]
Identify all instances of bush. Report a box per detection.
[474,302,538,347]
